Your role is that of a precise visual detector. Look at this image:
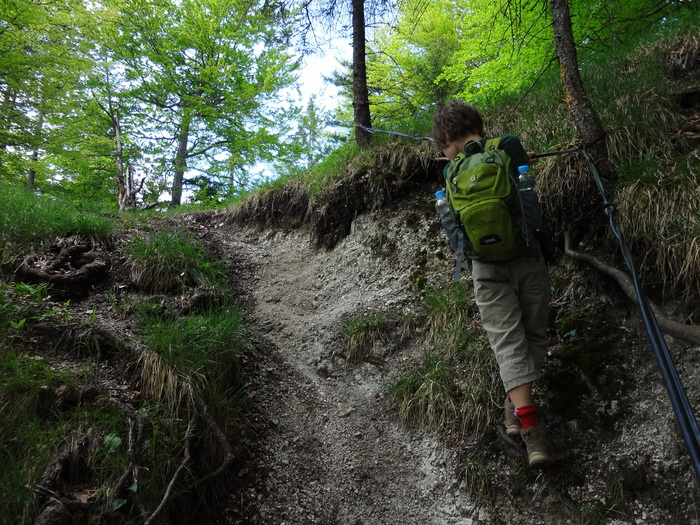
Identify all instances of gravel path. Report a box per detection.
[213,210,480,524]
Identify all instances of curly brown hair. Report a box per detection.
[431,101,484,149]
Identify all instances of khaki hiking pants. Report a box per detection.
[471,256,550,393]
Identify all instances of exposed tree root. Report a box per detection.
[143,416,195,525]
[179,286,219,315]
[17,244,109,287]
[194,394,235,485]
[108,412,148,517]
[32,432,97,525]
[563,231,700,345]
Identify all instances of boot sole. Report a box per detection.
[528,452,554,468]
[505,423,522,436]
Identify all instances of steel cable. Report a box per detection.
[580,144,700,482]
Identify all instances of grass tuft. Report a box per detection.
[128,228,229,294]
[392,281,500,437]
[342,311,386,363]
[393,351,458,430]
[140,306,245,414]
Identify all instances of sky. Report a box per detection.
[296,36,351,111]
[234,38,351,188]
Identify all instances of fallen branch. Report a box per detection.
[563,231,700,346]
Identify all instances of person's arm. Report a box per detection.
[500,134,532,174]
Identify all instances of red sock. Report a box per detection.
[514,405,540,430]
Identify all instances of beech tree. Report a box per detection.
[0,0,95,188]
[103,0,298,206]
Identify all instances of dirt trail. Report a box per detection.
[213,209,479,524]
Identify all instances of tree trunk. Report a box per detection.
[352,0,372,149]
[171,105,192,206]
[26,102,45,190]
[114,107,127,211]
[550,0,610,175]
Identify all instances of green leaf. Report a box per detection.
[103,433,122,454]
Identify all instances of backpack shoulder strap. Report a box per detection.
[484,137,501,150]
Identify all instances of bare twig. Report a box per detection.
[143,416,195,525]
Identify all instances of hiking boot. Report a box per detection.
[520,423,556,468]
[504,397,521,436]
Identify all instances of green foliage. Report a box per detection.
[0,0,96,187]
[0,183,116,265]
[368,0,699,117]
[367,0,463,126]
[104,0,300,204]
[0,0,305,205]
[0,287,11,342]
[393,281,499,435]
[0,283,74,350]
[127,228,228,294]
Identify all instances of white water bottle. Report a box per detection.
[518,165,535,191]
[435,190,449,215]
[436,188,461,255]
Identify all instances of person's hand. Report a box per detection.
[527,151,538,166]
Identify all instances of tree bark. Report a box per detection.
[550,0,610,175]
[114,106,128,211]
[171,104,192,206]
[26,100,45,190]
[352,0,372,149]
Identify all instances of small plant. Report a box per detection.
[342,311,386,363]
[12,282,50,302]
[0,286,14,341]
[392,279,499,436]
[421,281,476,355]
[581,501,605,525]
[128,228,228,294]
[0,354,75,518]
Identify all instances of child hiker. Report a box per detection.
[432,100,557,468]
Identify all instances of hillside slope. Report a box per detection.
[205,184,700,524]
[4,176,700,524]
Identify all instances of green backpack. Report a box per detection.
[444,137,529,272]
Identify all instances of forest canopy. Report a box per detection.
[1,0,697,207]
